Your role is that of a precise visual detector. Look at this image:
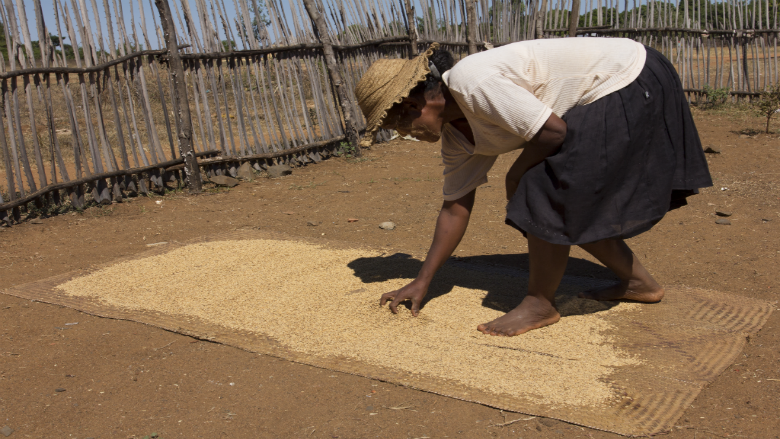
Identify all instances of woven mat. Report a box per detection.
[2,230,772,436]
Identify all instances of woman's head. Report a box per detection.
[381,49,455,142]
[355,45,455,144]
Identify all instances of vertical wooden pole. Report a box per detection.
[465,0,478,55]
[569,0,580,37]
[537,0,549,39]
[154,0,203,193]
[403,0,417,57]
[742,34,752,93]
[301,0,360,155]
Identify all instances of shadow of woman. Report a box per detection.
[347,252,621,318]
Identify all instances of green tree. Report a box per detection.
[753,84,780,134]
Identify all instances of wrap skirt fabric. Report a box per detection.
[505,46,713,246]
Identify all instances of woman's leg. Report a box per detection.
[577,238,665,302]
[477,233,568,336]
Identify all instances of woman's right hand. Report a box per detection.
[379,191,475,318]
[380,279,429,317]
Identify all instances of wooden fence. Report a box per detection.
[0,0,778,226]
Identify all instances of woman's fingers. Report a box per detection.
[380,288,422,316]
[379,291,396,307]
[410,300,421,317]
[389,295,403,314]
[380,289,403,313]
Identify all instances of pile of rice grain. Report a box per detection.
[57,239,641,407]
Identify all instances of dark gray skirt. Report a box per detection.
[505,46,712,246]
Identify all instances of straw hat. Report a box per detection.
[355,43,440,145]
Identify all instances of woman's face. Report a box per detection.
[381,87,445,143]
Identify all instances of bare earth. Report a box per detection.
[1,109,779,438]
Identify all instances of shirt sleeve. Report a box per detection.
[440,126,498,201]
[465,73,553,141]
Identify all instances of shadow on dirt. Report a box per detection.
[347,253,620,317]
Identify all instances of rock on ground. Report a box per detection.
[237,162,255,181]
[267,164,293,178]
[379,221,396,230]
[209,175,240,187]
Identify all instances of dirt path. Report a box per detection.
[1,109,779,439]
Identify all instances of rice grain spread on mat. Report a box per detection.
[57,239,641,407]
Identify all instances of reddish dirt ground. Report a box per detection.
[1,108,779,439]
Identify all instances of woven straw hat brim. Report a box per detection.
[355,43,439,139]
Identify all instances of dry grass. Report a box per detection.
[56,238,642,408]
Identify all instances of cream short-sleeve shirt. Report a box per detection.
[439,38,647,201]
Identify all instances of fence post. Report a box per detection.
[154,0,202,193]
[301,0,361,156]
[568,0,581,37]
[536,0,548,39]
[465,0,478,55]
[403,0,418,57]
[741,35,751,93]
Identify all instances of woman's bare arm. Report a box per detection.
[505,113,567,200]
[380,189,476,315]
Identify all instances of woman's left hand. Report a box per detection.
[504,114,568,201]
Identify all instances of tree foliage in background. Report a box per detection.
[250,0,271,43]
[1,22,86,63]
[416,6,447,33]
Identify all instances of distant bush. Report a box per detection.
[752,84,780,134]
[701,85,731,109]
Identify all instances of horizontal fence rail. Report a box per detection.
[0,0,778,225]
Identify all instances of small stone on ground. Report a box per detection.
[715,211,733,217]
[0,426,13,437]
[379,221,396,230]
[267,164,292,178]
[715,218,731,225]
[55,388,66,392]
[209,175,240,187]
[307,221,319,226]
[703,146,720,154]
[237,162,254,181]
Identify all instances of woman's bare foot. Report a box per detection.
[579,278,665,302]
[577,238,665,303]
[477,295,561,336]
